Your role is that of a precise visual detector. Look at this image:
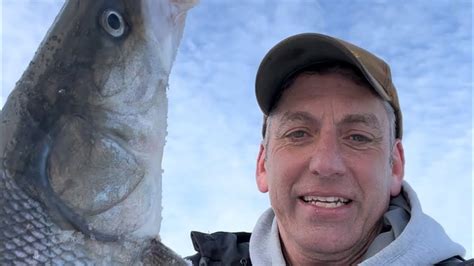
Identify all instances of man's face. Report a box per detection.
[256,72,404,260]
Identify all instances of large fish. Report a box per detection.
[0,0,196,264]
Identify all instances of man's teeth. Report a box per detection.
[302,196,350,208]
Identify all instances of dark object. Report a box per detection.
[186,231,252,266]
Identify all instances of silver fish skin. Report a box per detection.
[0,0,196,264]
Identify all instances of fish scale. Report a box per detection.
[1,171,93,264]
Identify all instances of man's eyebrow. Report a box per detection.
[279,111,318,125]
[274,112,382,135]
[275,111,320,135]
[339,114,382,130]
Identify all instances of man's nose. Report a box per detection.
[308,131,346,178]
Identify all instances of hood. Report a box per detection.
[361,181,465,265]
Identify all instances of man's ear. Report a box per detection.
[390,140,405,196]
[256,143,269,193]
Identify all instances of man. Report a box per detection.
[186,33,468,265]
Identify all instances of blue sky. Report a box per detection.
[1,0,472,258]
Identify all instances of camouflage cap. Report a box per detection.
[255,33,403,138]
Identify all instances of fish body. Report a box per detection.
[0,0,195,264]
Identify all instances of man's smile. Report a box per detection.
[300,195,352,208]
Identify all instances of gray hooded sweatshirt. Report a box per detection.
[249,181,465,265]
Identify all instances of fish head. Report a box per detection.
[1,0,198,242]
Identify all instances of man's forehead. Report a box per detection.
[263,72,392,138]
[273,72,388,114]
[271,80,377,122]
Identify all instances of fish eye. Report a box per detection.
[100,9,125,37]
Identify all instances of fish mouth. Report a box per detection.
[299,195,352,208]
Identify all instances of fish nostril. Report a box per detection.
[100,9,125,37]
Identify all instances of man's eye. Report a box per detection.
[348,134,371,143]
[287,130,308,139]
